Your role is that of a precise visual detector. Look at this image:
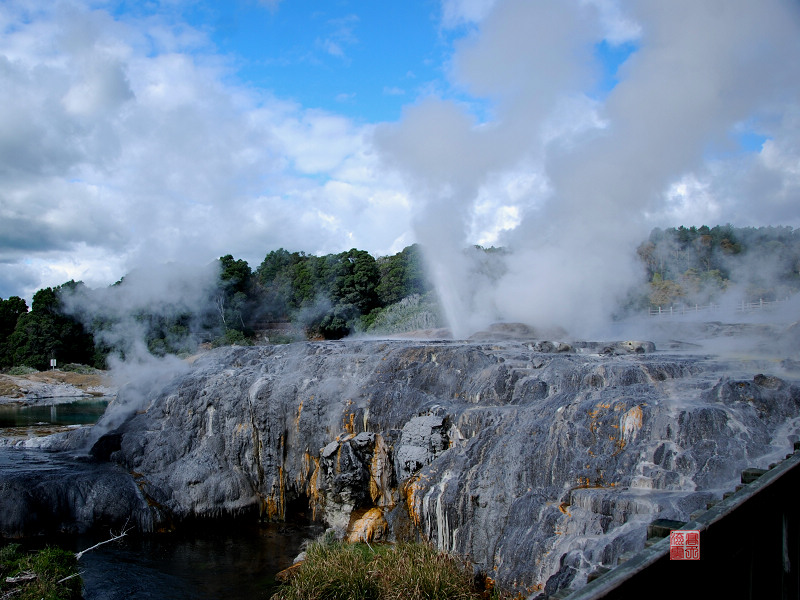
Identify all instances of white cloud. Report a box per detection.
[0,2,412,301]
[316,14,359,61]
[441,0,498,28]
[383,86,405,96]
[582,0,641,45]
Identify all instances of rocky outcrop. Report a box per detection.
[3,337,800,597]
[0,449,152,537]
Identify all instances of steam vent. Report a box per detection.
[3,327,800,598]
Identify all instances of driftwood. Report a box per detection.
[75,520,132,560]
[3,572,36,584]
[2,572,35,600]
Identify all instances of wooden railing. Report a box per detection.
[649,297,791,317]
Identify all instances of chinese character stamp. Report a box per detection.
[670,530,700,560]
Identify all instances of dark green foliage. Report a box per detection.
[219,254,252,294]
[216,254,259,336]
[0,295,28,368]
[212,328,251,347]
[332,249,380,314]
[0,544,81,600]
[376,244,430,306]
[0,296,28,336]
[255,245,430,339]
[257,248,300,286]
[4,283,96,370]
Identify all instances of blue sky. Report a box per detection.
[201,1,447,123]
[115,0,462,123]
[1,0,799,306]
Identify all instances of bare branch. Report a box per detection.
[56,571,84,584]
[1,587,23,600]
[75,520,132,560]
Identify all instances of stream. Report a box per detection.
[0,400,320,599]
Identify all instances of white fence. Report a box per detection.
[649,297,791,317]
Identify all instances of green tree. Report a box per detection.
[0,296,28,368]
[376,244,430,306]
[6,283,95,370]
[216,255,256,336]
[219,254,252,294]
[257,248,299,286]
[333,249,380,314]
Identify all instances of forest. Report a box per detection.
[0,244,434,370]
[1,226,799,371]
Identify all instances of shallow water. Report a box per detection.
[0,402,320,599]
[74,523,317,599]
[0,398,110,440]
[4,521,318,599]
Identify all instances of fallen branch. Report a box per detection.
[75,520,132,560]
[4,571,36,584]
[56,571,84,584]
[0,587,22,600]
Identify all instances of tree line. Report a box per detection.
[0,244,431,370]
[2,226,799,371]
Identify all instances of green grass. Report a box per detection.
[0,544,82,600]
[271,535,499,600]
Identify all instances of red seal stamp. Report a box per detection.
[670,530,700,560]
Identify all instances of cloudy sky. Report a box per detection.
[2,0,800,312]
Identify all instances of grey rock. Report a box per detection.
[1,337,799,596]
[0,450,152,537]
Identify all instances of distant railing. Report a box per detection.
[649,297,790,317]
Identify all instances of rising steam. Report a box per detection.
[376,0,800,338]
[61,261,222,438]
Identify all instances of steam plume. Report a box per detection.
[376,0,800,338]
[61,261,222,437]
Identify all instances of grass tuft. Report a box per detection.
[271,535,501,600]
[0,544,82,600]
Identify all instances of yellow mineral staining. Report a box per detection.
[308,459,321,521]
[558,502,571,516]
[347,507,388,542]
[343,412,356,434]
[265,467,287,521]
[369,435,394,507]
[295,400,303,428]
[587,401,645,456]
[620,405,643,443]
[265,495,281,521]
[404,475,427,528]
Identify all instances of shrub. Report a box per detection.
[5,365,38,376]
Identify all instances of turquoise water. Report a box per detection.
[0,398,110,428]
[0,398,110,439]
